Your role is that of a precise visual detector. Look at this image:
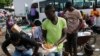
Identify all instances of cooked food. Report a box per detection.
[43,43,53,49]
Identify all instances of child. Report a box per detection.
[31,19,43,56]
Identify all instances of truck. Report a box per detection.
[13,0,46,21]
[13,0,33,17]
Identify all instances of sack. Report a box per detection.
[84,43,94,56]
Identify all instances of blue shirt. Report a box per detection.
[31,26,42,42]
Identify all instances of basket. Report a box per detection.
[77,31,92,46]
[77,36,91,46]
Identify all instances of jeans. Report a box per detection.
[39,52,62,56]
[47,52,62,56]
[13,48,33,56]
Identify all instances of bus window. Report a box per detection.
[83,2,92,8]
[73,0,96,9]
[73,0,84,9]
[97,0,100,8]
[74,2,83,9]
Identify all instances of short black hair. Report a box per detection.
[45,4,54,12]
[34,19,41,26]
[65,1,72,8]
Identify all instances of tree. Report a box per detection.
[0,0,13,8]
[5,0,13,6]
[0,0,6,8]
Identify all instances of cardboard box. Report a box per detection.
[11,24,22,33]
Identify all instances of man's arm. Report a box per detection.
[42,20,47,43]
[42,29,47,43]
[54,27,67,46]
[2,39,11,56]
[54,18,67,46]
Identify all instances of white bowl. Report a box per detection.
[41,44,57,52]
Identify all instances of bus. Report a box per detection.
[39,0,100,20]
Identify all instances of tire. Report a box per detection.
[87,34,96,45]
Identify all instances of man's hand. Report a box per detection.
[53,43,58,47]
[37,42,42,47]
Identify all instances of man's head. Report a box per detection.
[65,1,73,10]
[45,5,56,20]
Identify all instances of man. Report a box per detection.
[90,5,100,34]
[42,5,67,56]
[6,15,15,39]
[2,31,40,56]
[90,5,99,17]
[64,1,83,56]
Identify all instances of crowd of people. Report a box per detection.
[1,1,100,56]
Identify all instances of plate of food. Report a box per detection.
[41,43,57,52]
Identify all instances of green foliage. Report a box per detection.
[0,0,6,4]
[5,0,13,6]
[0,0,13,8]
